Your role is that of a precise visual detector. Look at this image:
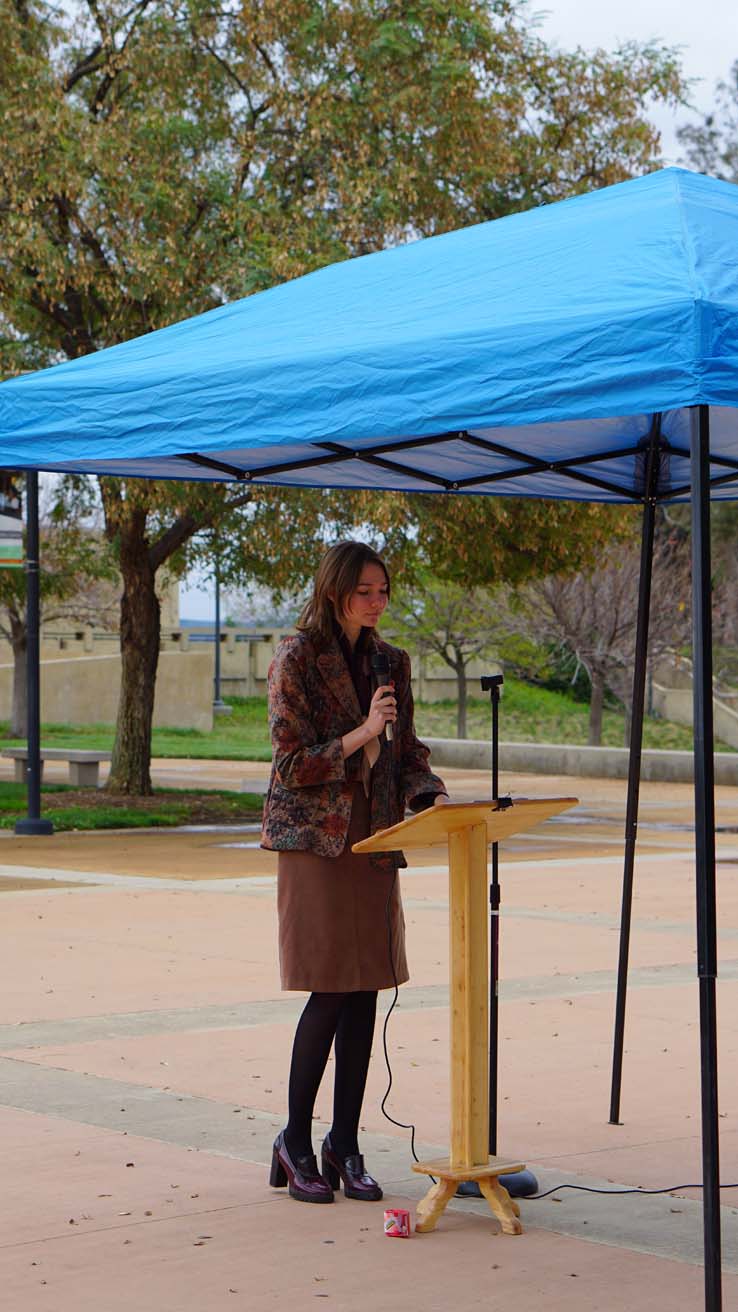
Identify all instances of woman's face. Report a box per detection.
[338,562,389,633]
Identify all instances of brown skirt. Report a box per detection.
[277,785,409,992]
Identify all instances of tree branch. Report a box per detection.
[252,38,280,84]
[148,485,256,572]
[25,283,95,358]
[98,478,125,540]
[54,193,113,278]
[148,512,200,573]
[63,42,105,94]
[72,0,156,116]
[223,489,255,514]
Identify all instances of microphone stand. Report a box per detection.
[457,673,537,1200]
[484,673,503,1157]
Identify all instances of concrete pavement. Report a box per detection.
[1,763,738,1310]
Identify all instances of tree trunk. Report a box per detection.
[106,528,160,795]
[588,670,605,746]
[10,616,27,738]
[455,659,468,739]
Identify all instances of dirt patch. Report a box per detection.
[0,875,85,891]
[49,788,261,818]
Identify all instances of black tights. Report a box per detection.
[284,990,378,1160]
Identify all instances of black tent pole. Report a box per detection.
[609,426,661,1123]
[15,470,53,836]
[488,675,501,1154]
[690,404,722,1312]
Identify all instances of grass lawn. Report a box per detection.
[418,682,715,752]
[0,781,263,831]
[0,678,729,759]
[1,698,273,761]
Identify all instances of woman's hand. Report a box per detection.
[364,683,397,739]
[433,793,451,806]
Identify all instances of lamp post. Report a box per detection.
[212,539,231,716]
[15,471,53,835]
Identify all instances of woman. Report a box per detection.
[262,540,448,1204]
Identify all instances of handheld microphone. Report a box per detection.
[370,652,394,741]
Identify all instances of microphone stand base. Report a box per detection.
[456,1169,538,1199]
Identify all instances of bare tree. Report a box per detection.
[220,581,305,630]
[389,577,503,739]
[711,506,738,684]
[516,530,691,746]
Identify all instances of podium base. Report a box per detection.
[412,1156,525,1235]
[456,1169,538,1199]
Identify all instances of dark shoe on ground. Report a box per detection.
[269,1131,334,1203]
[321,1133,383,1201]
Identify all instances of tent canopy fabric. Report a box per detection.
[1,166,738,503]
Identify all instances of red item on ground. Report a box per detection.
[383,1208,411,1238]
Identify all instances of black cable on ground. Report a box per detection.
[370,772,737,1209]
[379,867,424,1167]
[372,804,736,1208]
[375,715,429,1173]
[525,1181,738,1201]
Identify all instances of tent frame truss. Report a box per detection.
[177,415,738,503]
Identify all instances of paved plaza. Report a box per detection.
[1,762,738,1310]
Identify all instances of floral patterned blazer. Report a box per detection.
[261,628,447,868]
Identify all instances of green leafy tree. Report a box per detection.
[0,0,685,791]
[401,495,632,590]
[85,480,404,791]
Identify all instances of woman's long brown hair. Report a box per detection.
[297,541,390,642]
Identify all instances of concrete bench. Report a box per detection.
[2,748,112,787]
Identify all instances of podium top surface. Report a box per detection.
[352,797,577,853]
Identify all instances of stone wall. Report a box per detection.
[0,650,214,731]
[425,737,738,785]
[651,656,738,750]
[18,625,502,706]
[173,629,500,703]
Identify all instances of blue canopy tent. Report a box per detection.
[1,165,735,1309]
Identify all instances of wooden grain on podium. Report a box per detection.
[353,797,577,853]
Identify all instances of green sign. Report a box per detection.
[0,475,23,569]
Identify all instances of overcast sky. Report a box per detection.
[181,0,738,621]
[536,0,737,161]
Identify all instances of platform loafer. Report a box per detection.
[321,1133,383,1201]
[269,1131,334,1204]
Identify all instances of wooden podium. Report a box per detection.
[353,797,577,1235]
